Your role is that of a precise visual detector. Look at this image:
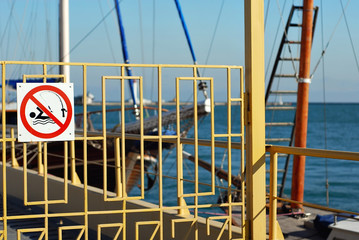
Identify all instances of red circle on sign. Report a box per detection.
[20,85,73,139]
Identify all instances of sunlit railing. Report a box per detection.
[268,145,359,239]
[1,61,244,239]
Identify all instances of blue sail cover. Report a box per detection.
[1,78,59,89]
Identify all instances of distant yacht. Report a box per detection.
[74,92,95,105]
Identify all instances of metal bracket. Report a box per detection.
[298,78,311,84]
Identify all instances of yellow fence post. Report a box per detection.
[70,140,81,185]
[269,152,278,239]
[244,0,266,239]
[37,142,44,175]
[10,128,19,168]
[115,137,123,197]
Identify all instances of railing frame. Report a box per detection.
[268,144,359,239]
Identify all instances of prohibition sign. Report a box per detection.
[19,85,73,140]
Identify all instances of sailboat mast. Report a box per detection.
[114,0,139,117]
[173,0,208,99]
[291,0,314,210]
[59,0,70,83]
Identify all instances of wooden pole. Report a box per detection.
[291,0,314,210]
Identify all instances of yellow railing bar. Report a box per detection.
[1,61,8,240]
[10,128,19,168]
[22,74,65,79]
[0,60,243,71]
[58,225,85,240]
[73,136,105,141]
[142,135,178,140]
[268,145,359,239]
[158,66,164,240]
[24,199,67,206]
[182,192,218,197]
[43,139,49,240]
[17,228,45,240]
[176,78,184,215]
[139,76,145,199]
[267,145,359,161]
[240,67,246,239]
[37,142,44,175]
[171,218,195,239]
[276,196,359,216]
[102,75,108,201]
[214,133,243,138]
[70,140,81,185]
[82,64,89,240]
[269,152,278,240]
[135,221,160,240]
[121,76,127,200]
[97,223,123,240]
[115,137,122,197]
[227,66,233,236]
[210,78,216,195]
[206,216,229,238]
[63,141,68,203]
[104,195,143,201]
[120,66,128,240]
[193,77,199,237]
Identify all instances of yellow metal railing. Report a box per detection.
[0,61,244,239]
[268,145,359,240]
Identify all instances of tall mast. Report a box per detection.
[173,0,208,99]
[59,0,70,83]
[114,0,139,117]
[291,0,314,210]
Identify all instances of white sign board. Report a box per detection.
[17,83,75,142]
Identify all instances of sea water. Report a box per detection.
[267,103,359,212]
[298,103,359,212]
[80,103,359,213]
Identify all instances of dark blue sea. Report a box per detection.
[292,103,359,212]
[80,103,359,214]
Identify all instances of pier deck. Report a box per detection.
[266,206,334,239]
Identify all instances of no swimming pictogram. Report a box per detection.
[17,83,75,142]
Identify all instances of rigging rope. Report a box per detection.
[98,0,119,65]
[69,7,115,58]
[47,4,115,74]
[264,0,288,82]
[150,0,157,101]
[320,0,329,207]
[137,0,148,90]
[339,0,359,76]
[310,0,351,78]
[0,1,16,58]
[138,0,145,66]
[44,1,53,61]
[264,0,271,30]
[202,0,225,71]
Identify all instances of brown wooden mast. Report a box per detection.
[291,0,314,210]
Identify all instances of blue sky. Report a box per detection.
[0,0,359,102]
